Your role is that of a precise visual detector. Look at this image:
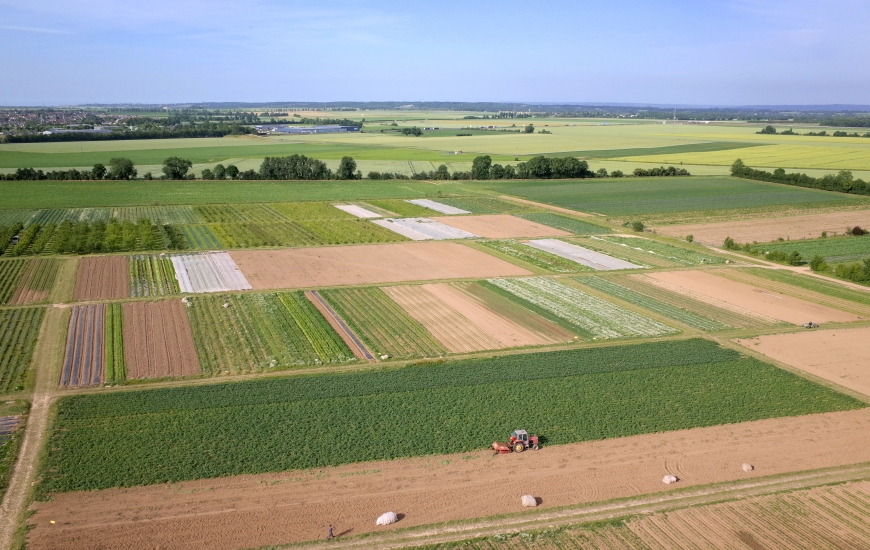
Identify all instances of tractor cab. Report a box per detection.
[509,429,539,452]
[511,430,529,444]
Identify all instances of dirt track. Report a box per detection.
[27,408,870,550]
[431,215,571,238]
[657,208,870,245]
[230,242,531,290]
[72,256,129,301]
[122,300,200,378]
[736,326,870,398]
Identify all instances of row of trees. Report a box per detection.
[0,124,254,144]
[757,125,870,137]
[731,159,870,196]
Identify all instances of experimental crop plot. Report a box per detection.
[123,300,199,379]
[185,293,354,374]
[487,276,677,339]
[103,303,125,383]
[0,260,29,305]
[8,259,60,305]
[73,256,130,301]
[332,204,382,218]
[478,240,593,273]
[431,215,570,239]
[405,199,470,215]
[434,196,542,214]
[194,204,289,224]
[594,236,725,266]
[525,239,643,270]
[179,225,222,250]
[515,213,612,234]
[60,304,105,388]
[0,307,44,392]
[170,252,251,293]
[129,254,180,297]
[371,218,478,240]
[295,219,406,244]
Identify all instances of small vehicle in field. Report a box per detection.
[803,321,819,329]
[492,429,540,454]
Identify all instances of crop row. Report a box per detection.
[516,213,612,234]
[0,219,185,256]
[435,197,541,214]
[598,236,725,265]
[320,287,446,359]
[39,338,864,492]
[487,277,676,339]
[0,260,28,305]
[179,225,221,250]
[103,303,125,383]
[10,259,60,305]
[195,204,289,224]
[576,276,729,331]
[60,305,104,388]
[571,237,671,268]
[479,240,591,273]
[0,308,45,393]
[186,293,354,375]
[129,254,180,297]
[759,235,870,263]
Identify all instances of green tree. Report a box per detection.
[213,164,227,180]
[201,168,214,180]
[809,255,828,272]
[757,125,777,134]
[162,157,193,180]
[730,159,746,176]
[471,155,492,179]
[91,163,107,180]
[723,236,736,250]
[686,235,694,243]
[631,221,645,232]
[336,156,358,180]
[524,123,535,134]
[107,158,137,180]
[596,168,609,178]
[225,165,240,180]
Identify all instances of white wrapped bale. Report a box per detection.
[662,475,678,484]
[521,495,537,507]
[742,463,754,472]
[376,511,398,526]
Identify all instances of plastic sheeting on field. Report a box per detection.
[406,199,470,215]
[521,495,537,507]
[171,252,252,293]
[376,511,398,525]
[371,218,478,241]
[525,239,642,270]
[332,204,382,218]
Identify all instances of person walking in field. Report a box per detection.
[327,524,334,540]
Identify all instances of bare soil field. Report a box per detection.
[431,215,571,239]
[230,242,531,290]
[422,283,557,347]
[72,256,129,301]
[622,480,870,550]
[383,285,499,352]
[59,304,104,388]
[736,326,870,397]
[28,408,870,550]
[657,208,870,245]
[647,271,863,324]
[122,300,200,378]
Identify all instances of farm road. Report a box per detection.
[0,306,66,550]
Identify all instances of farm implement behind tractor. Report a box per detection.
[492,429,540,454]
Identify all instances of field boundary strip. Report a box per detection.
[306,290,375,360]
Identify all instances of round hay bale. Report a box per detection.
[376,511,398,526]
[521,494,537,507]
[742,463,754,472]
[662,474,678,484]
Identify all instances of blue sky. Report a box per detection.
[1,0,868,106]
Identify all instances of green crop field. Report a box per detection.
[104,303,125,383]
[362,198,439,217]
[186,292,354,375]
[568,237,679,268]
[320,287,446,359]
[0,260,28,305]
[129,255,180,297]
[482,176,864,217]
[478,240,593,273]
[758,236,870,263]
[38,339,863,492]
[595,235,726,265]
[432,196,542,214]
[515,213,612,234]
[0,308,45,393]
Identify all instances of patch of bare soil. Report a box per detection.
[656,209,870,246]
[647,270,863,324]
[27,408,870,550]
[736,326,870,397]
[72,256,129,301]
[431,215,571,238]
[229,242,531,290]
[122,300,200,378]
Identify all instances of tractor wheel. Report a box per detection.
[514,443,525,453]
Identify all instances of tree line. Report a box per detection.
[757,125,870,137]
[730,159,869,196]
[0,124,254,144]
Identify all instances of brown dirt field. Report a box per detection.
[122,300,200,379]
[422,283,557,347]
[647,271,863,324]
[430,214,571,238]
[72,256,129,301]
[27,408,870,550]
[383,285,498,352]
[624,480,870,549]
[229,242,531,290]
[656,208,870,245]
[736,327,870,397]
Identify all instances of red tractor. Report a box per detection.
[492,430,540,454]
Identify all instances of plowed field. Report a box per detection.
[8,259,59,305]
[647,271,863,324]
[657,208,870,245]
[28,408,870,550]
[229,242,531,290]
[122,300,199,379]
[60,305,104,388]
[736,326,870,397]
[72,256,129,301]
[431,215,571,238]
